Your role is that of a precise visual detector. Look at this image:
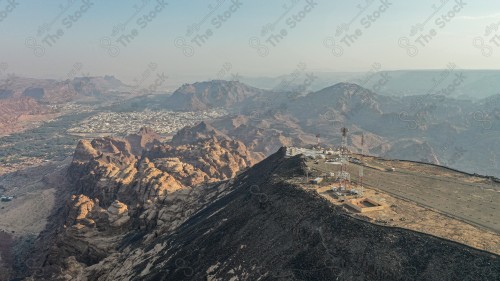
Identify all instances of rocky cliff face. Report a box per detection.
[25,127,257,280]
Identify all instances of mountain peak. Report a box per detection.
[167,80,265,111]
[318,82,373,94]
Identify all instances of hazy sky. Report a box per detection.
[1,0,499,85]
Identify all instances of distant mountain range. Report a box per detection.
[1,74,498,177]
[162,80,500,178]
[240,70,500,99]
[0,75,135,104]
[0,75,145,135]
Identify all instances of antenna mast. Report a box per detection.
[340,127,350,189]
[359,132,364,196]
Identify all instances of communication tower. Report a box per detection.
[339,127,350,189]
[359,132,365,195]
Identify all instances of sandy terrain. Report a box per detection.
[0,111,60,138]
[0,188,56,236]
[0,158,70,277]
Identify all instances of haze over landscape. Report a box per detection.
[0,0,499,280]
[2,0,500,83]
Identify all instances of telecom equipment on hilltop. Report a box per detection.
[341,127,348,155]
[339,127,350,189]
[359,132,365,196]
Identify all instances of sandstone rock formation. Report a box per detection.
[27,127,258,280]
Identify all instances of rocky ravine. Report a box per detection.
[25,136,500,280]
[24,127,257,280]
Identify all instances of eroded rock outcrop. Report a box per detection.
[31,126,258,279]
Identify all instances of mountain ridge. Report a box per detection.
[167,79,499,177]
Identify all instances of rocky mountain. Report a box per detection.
[24,146,500,280]
[172,115,305,160]
[0,76,68,103]
[171,121,228,145]
[68,75,132,100]
[124,127,162,156]
[294,82,499,172]
[0,75,138,136]
[0,98,47,121]
[213,82,443,165]
[210,114,304,156]
[166,80,268,111]
[0,97,53,136]
[176,81,499,176]
[23,127,258,280]
[241,70,500,99]
[0,75,133,104]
